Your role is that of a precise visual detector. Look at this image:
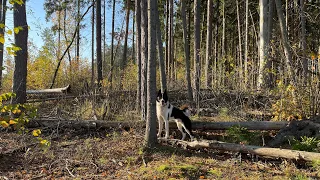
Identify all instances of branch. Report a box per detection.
[50,1,96,89]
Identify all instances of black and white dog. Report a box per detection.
[156,89,194,141]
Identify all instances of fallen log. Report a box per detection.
[26,85,71,94]
[191,121,288,130]
[26,119,141,130]
[26,119,288,131]
[160,139,320,162]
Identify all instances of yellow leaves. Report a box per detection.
[9,0,24,5]
[6,44,22,56]
[9,119,17,125]
[0,23,5,29]
[0,121,9,128]
[12,108,21,114]
[0,34,4,44]
[40,139,48,145]
[7,30,12,35]
[32,129,41,137]
[14,27,23,34]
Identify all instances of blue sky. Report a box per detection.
[5,0,129,60]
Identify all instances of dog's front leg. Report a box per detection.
[157,116,164,138]
[164,118,170,139]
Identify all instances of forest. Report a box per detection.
[1,0,320,179]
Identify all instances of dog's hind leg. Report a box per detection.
[181,123,194,141]
[176,121,186,140]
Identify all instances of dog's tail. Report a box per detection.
[180,104,191,117]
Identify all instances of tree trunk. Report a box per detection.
[0,0,7,90]
[109,0,116,89]
[76,0,80,62]
[12,0,28,104]
[141,0,148,121]
[165,0,169,77]
[63,8,72,79]
[205,0,213,89]
[194,0,201,111]
[236,0,243,89]
[145,0,157,148]
[244,0,248,88]
[120,0,130,89]
[96,0,102,87]
[299,0,308,84]
[181,0,192,101]
[155,0,166,92]
[257,0,268,90]
[135,0,141,112]
[275,0,296,87]
[168,0,174,83]
[265,0,275,88]
[91,0,95,88]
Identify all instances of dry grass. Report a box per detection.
[1,127,319,180]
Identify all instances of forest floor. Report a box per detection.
[1,122,320,179]
[1,94,320,179]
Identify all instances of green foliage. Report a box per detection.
[226,125,259,145]
[292,136,320,152]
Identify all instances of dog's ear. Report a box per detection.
[157,89,162,96]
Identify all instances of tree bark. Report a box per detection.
[140,0,148,121]
[109,0,116,89]
[181,0,192,101]
[135,0,141,112]
[161,139,320,162]
[91,0,95,88]
[299,0,308,84]
[194,0,201,110]
[275,0,296,87]
[265,0,275,88]
[257,0,268,90]
[76,0,80,62]
[12,0,28,104]
[0,0,7,90]
[244,0,248,87]
[120,0,130,89]
[236,0,243,89]
[205,0,213,89]
[96,0,102,87]
[155,0,166,92]
[145,0,157,148]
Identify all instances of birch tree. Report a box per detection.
[257,0,268,90]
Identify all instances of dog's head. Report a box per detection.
[156,89,168,107]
